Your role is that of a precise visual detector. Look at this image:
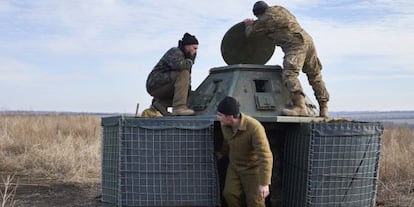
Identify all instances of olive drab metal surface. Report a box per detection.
[188,64,319,118]
[221,22,275,65]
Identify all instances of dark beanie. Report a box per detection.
[217,96,240,116]
[253,1,269,16]
[180,32,199,46]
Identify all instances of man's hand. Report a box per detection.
[244,18,254,26]
[244,19,254,37]
[258,185,270,199]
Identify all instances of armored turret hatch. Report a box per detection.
[188,64,318,118]
[221,21,275,65]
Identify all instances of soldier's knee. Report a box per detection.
[283,60,297,72]
[175,69,190,80]
[284,54,304,71]
[282,69,298,80]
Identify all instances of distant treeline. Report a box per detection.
[331,111,414,128]
[0,110,133,117]
[1,110,413,127]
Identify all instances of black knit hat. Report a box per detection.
[217,96,240,116]
[253,1,269,16]
[180,32,199,46]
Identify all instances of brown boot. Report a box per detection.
[172,106,195,116]
[319,101,328,117]
[152,99,171,116]
[282,92,309,116]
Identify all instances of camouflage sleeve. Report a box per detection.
[162,47,193,71]
[251,12,273,35]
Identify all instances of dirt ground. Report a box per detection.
[10,180,409,207]
[12,181,104,207]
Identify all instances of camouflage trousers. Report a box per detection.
[146,69,190,108]
[282,40,329,104]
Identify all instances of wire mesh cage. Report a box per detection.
[101,116,220,207]
[282,121,383,207]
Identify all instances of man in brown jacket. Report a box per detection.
[216,96,273,207]
[244,1,330,117]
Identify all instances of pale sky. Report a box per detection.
[0,0,413,113]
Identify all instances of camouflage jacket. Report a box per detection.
[146,47,193,90]
[250,6,312,51]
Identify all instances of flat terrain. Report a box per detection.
[12,181,101,207]
[1,113,414,206]
[10,180,414,207]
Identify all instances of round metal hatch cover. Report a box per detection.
[221,22,275,65]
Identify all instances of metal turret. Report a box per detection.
[189,22,318,117]
[188,64,318,117]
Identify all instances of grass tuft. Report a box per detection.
[1,175,17,207]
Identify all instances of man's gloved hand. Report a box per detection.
[244,18,254,26]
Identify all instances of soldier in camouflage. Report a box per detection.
[146,33,198,116]
[244,1,330,117]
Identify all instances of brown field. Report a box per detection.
[377,125,414,206]
[0,114,413,206]
[0,114,101,207]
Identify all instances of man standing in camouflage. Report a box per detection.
[244,1,329,117]
[216,96,273,207]
[146,33,198,116]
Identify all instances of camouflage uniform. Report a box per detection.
[146,47,193,111]
[249,5,329,105]
[220,113,273,207]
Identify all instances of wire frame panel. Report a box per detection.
[283,121,383,207]
[101,116,220,207]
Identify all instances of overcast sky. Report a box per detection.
[0,0,413,113]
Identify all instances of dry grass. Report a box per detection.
[0,114,413,206]
[377,125,414,206]
[0,114,101,183]
[1,175,17,207]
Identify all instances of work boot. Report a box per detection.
[152,99,171,116]
[172,106,195,116]
[319,101,328,117]
[282,92,309,116]
[141,107,163,118]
